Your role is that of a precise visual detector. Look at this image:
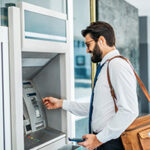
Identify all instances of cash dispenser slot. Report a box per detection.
[27,93,36,96]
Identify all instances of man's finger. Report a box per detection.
[82,134,88,139]
[45,101,50,105]
[42,97,49,102]
[43,101,49,104]
[78,142,85,146]
[45,103,50,107]
[78,141,87,147]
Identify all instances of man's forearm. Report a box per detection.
[62,100,90,117]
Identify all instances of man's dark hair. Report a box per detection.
[81,21,116,47]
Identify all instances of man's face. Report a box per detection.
[85,34,103,63]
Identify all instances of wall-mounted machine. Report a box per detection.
[21,53,68,150]
[7,2,75,150]
[21,52,67,150]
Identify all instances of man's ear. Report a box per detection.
[98,36,104,44]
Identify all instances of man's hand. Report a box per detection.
[78,134,103,150]
[42,97,63,109]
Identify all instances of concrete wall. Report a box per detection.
[97,0,139,73]
[139,16,150,113]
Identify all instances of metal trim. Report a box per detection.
[0,42,4,150]
[25,32,67,42]
[90,0,97,88]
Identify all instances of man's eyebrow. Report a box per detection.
[85,40,94,45]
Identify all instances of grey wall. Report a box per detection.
[139,16,150,113]
[97,0,139,73]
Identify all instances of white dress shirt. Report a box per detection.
[63,49,139,143]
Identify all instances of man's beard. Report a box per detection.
[91,43,103,63]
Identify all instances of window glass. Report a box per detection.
[0,0,67,26]
[2,0,66,13]
[73,0,91,144]
[23,0,66,14]
[24,10,66,42]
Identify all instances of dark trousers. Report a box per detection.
[96,137,124,150]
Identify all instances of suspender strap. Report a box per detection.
[106,55,150,112]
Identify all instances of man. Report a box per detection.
[43,21,139,150]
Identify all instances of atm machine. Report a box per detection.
[22,52,68,150]
[7,2,77,150]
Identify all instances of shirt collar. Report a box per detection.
[100,49,120,66]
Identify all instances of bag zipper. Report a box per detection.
[125,122,150,132]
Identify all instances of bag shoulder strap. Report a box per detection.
[107,55,150,112]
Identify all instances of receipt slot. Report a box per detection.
[8,2,74,150]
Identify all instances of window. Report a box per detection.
[76,56,85,66]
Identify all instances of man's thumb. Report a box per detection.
[82,135,88,139]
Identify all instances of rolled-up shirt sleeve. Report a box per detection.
[96,58,139,143]
[62,100,90,116]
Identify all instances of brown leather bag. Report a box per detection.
[107,55,150,150]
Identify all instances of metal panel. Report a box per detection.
[38,137,65,150]
[8,7,24,150]
[33,55,62,131]
[16,2,68,52]
[65,0,74,140]
[24,128,65,150]
[0,41,4,150]
[2,27,11,150]
[0,26,11,150]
